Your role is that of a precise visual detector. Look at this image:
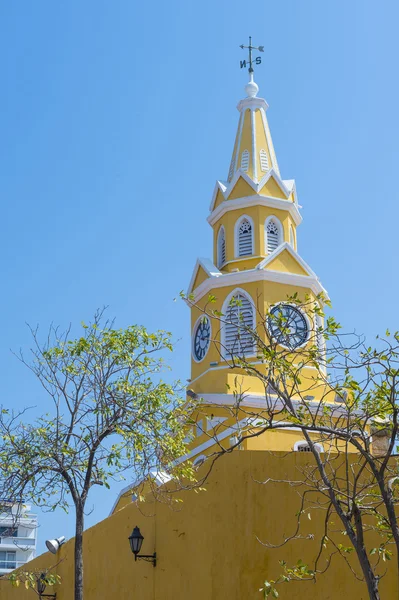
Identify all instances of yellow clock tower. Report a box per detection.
[186,66,329,461]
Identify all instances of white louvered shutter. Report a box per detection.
[266,220,280,254]
[224,293,254,357]
[238,219,252,256]
[260,149,269,172]
[241,150,249,172]
[218,228,226,267]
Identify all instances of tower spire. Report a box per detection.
[227,39,279,183]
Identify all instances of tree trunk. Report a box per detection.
[74,503,84,600]
[356,546,380,600]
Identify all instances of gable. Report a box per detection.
[213,189,225,210]
[263,248,309,276]
[227,177,254,200]
[192,265,210,291]
[259,175,286,199]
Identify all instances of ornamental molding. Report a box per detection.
[209,168,299,214]
[207,195,302,228]
[186,262,328,304]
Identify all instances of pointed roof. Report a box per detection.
[226,79,280,185]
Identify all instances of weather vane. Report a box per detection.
[239,36,264,75]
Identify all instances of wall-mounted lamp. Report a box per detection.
[45,536,65,554]
[36,573,56,599]
[128,526,156,567]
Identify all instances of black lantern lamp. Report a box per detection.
[128,526,156,567]
[36,573,56,599]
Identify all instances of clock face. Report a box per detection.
[267,304,309,349]
[193,316,211,361]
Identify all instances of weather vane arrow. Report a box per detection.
[239,36,264,74]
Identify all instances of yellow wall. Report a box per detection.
[1,452,395,600]
[212,205,297,269]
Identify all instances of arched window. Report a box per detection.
[265,218,282,254]
[260,149,269,172]
[241,149,249,172]
[217,226,226,267]
[237,218,253,256]
[224,291,255,357]
[289,225,295,248]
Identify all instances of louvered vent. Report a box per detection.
[260,149,269,172]
[266,220,280,254]
[218,227,226,267]
[224,293,254,357]
[238,219,252,256]
[241,150,249,172]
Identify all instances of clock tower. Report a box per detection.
[186,65,328,461]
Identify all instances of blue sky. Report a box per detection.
[1,0,398,553]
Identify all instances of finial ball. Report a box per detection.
[245,80,259,98]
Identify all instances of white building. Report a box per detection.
[0,501,37,575]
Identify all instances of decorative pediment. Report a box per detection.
[256,242,317,278]
[187,258,222,296]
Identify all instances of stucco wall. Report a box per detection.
[0,451,395,599]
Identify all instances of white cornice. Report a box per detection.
[188,263,328,304]
[207,195,302,227]
[237,96,269,112]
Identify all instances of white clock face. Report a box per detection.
[193,316,211,361]
[267,304,309,349]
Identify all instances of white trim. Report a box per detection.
[209,167,293,213]
[199,393,338,415]
[234,214,255,258]
[251,109,257,182]
[206,416,227,431]
[237,96,269,112]
[260,108,280,176]
[192,314,212,363]
[289,224,295,249]
[256,242,318,279]
[221,255,264,267]
[187,258,222,295]
[234,111,245,173]
[208,195,302,228]
[187,264,328,305]
[193,454,207,467]
[265,215,284,253]
[209,180,227,213]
